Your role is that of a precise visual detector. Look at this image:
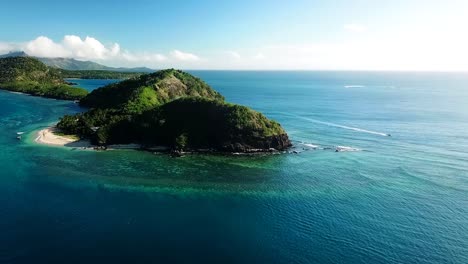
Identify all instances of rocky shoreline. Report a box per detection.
[35,126,292,157]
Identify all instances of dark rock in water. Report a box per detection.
[223,143,247,153]
[170,150,184,157]
[267,134,293,150]
[93,146,107,151]
[220,134,292,153]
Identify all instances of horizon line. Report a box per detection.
[2,51,468,73]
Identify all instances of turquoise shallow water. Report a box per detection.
[1,72,468,263]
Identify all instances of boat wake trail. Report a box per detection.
[288,114,390,137]
[344,85,366,88]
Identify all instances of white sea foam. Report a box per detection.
[335,146,361,152]
[302,143,319,148]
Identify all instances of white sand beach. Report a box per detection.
[35,127,92,148]
[34,127,144,150]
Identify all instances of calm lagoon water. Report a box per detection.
[1,72,467,263]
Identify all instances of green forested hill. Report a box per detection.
[0,56,61,83]
[57,69,291,152]
[0,57,88,100]
[79,69,224,113]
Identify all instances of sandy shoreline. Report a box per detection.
[35,127,92,148]
[34,126,144,150]
[33,126,287,155]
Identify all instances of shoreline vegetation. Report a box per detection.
[35,126,287,156]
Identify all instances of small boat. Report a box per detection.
[16,135,22,140]
[16,131,25,135]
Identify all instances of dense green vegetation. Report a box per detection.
[80,69,224,113]
[58,69,145,79]
[0,57,88,100]
[133,97,288,150]
[58,97,288,150]
[57,69,291,152]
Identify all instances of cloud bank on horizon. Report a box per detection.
[1,31,467,71]
[0,35,202,67]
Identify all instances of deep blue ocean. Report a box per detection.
[0,72,467,263]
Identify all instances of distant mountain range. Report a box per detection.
[0,51,154,72]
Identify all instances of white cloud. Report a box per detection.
[0,36,199,67]
[25,36,71,57]
[121,51,166,62]
[344,23,367,33]
[226,51,241,59]
[62,35,109,59]
[0,42,17,54]
[253,52,265,60]
[20,35,121,60]
[0,35,172,67]
[170,49,200,61]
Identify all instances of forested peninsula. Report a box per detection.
[0,57,88,100]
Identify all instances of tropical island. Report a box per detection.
[57,69,291,153]
[0,56,291,154]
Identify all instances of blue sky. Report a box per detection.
[1,0,467,70]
